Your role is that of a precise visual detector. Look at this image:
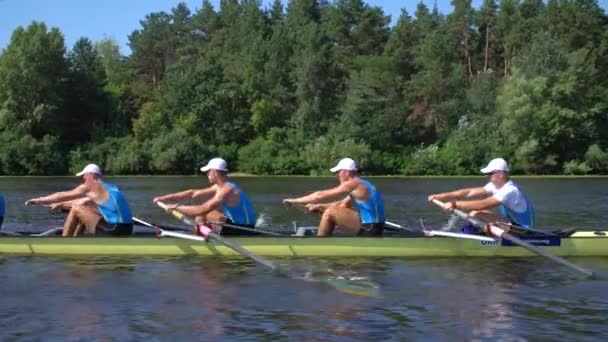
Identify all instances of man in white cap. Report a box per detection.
[427,158,535,233]
[283,158,385,236]
[153,158,258,235]
[25,163,134,236]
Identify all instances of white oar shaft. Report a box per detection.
[385,220,415,232]
[426,230,496,242]
[386,219,496,242]
[133,217,156,229]
[431,199,594,278]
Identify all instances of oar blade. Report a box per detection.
[323,276,381,298]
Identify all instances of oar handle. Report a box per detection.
[156,201,197,225]
[431,199,487,228]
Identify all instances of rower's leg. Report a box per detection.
[71,205,101,236]
[470,211,502,224]
[468,211,514,233]
[62,209,80,237]
[74,223,85,236]
[194,210,226,233]
[317,207,360,236]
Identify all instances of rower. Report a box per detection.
[283,158,385,237]
[24,163,133,236]
[153,158,258,236]
[428,158,535,234]
[0,192,4,229]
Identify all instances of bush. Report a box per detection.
[401,144,442,175]
[238,128,307,175]
[0,130,66,175]
[69,136,150,175]
[148,129,206,174]
[585,144,608,174]
[563,160,591,175]
[302,136,371,175]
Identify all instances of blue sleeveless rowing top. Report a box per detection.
[0,193,4,217]
[222,182,256,225]
[350,178,385,224]
[497,192,535,229]
[97,182,133,224]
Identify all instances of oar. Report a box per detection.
[384,220,417,232]
[431,199,594,278]
[385,220,496,242]
[155,201,278,270]
[157,202,381,297]
[134,216,286,237]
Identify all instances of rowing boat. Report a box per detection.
[0,230,606,257]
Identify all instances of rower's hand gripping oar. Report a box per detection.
[431,199,594,278]
[155,201,278,271]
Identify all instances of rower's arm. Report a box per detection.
[49,197,91,212]
[338,195,353,208]
[428,187,487,202]
[174,186,227,218]
[153,189,194,203]
[453,196,501,211]
[307,198,348,212]
[285,182,356,205]
[26,185,88,205]
[191,186,217,199]
[153,187,214,203]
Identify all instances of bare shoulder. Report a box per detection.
[340,178,361,191]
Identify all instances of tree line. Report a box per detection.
[1,0,607,176]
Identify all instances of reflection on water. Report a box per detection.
[1,177,608,340]
[0,256,607,340]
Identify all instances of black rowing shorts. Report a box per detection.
[96,219,133,236]
[221,219,258,236]
[358,223,385,237]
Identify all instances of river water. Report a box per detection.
[0,176,607,341]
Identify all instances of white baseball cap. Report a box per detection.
[330,158,358,172]
[76,163,102,176]
[480,158,509,174]
[200,158,228,172]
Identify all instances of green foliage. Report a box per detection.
[563,160,591,175]
[0,21,68,139]
[69,136,149,175]
[401,144,442,175]
[302,135,371,175]
[238,128,307,175]
[585,144,608,173]
[147,129,206,174]
[0,129,65,175]
[2,1,608,175]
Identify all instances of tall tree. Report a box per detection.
[0,21,68,138]
[63,37,110,146]
[96,38,129,85]
[477,0,498,72]
[129,11,173,89]
[449,0,476,80]
[496,0,521,77]
[324,0,390,59]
